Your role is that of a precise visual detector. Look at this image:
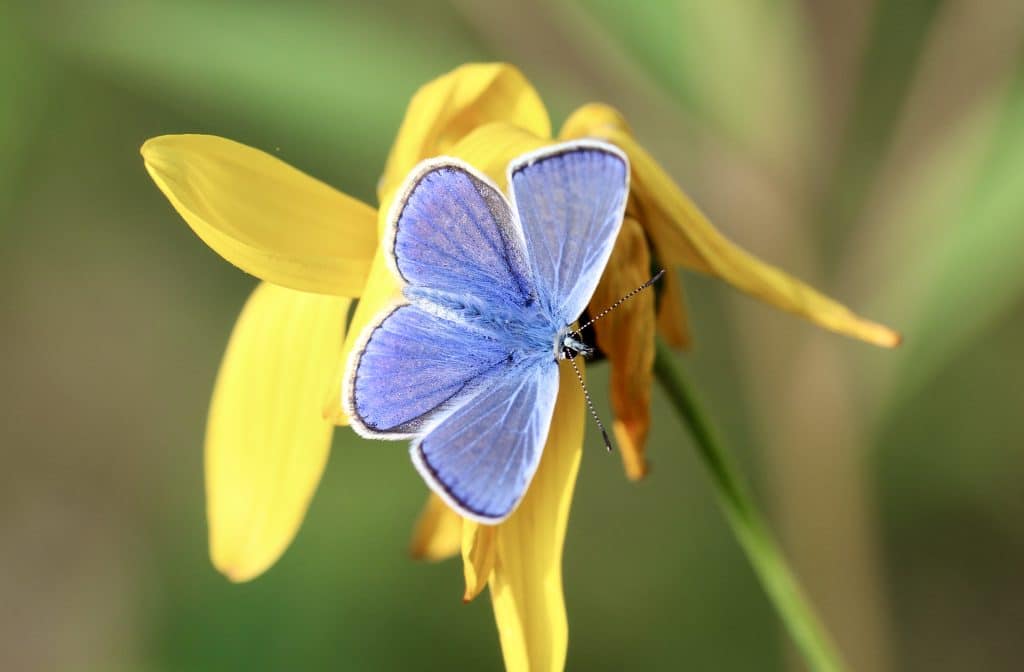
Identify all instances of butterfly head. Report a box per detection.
[559,333,594,360]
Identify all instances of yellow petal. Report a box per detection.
[321,352,351,425]
[657,266,693,350]
[558,102,632,141]
[561,106,901,348]
[461,522,497,603]
[206,282,349,582]
[409,494,463,562]
[490,359,584,672]
[378,63,552,202]
[448,122,548,189]
[589,217,655,480]
[620,130,900,347]
[142,134,377,296]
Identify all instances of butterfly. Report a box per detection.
[343,140,630,523]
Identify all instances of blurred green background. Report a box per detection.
[3,1,1024,670]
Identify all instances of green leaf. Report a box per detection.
[654,340,847,672]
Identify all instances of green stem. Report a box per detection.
[653,339,847,672]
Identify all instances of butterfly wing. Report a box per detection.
[411,360,559,523]
[345,303,512,438]
[387,158,534,311]
[508,141,629,324]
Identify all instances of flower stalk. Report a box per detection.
[653,339,847,672]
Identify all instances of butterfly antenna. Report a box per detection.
[568,355,613,452]
[572,269,666,338]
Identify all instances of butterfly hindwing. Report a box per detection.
[509,142,629,325]
[346,303,511,438]
[411,361,560,523]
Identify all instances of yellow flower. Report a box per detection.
[142,63,898,670]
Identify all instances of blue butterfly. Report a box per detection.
[343,140,630,523]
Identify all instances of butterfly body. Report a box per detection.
[403,285,556,362]
[344,141,629,523]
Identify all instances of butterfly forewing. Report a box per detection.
[390,160,535,311]
[509,143,629,325]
